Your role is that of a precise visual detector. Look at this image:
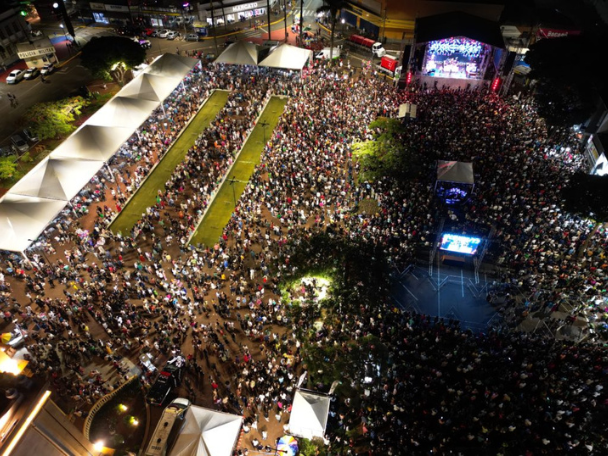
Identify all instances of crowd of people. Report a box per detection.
[0,54,606,455]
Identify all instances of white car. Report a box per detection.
[166,31,179,40]
[40,63,54,75]
[158,29,171,38]
[23,67,39,80]
[6,69,25,84]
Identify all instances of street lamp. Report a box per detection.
[59,23,68,41]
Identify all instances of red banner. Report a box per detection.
[536,28,581,40]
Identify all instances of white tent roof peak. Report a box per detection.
[214,41,261,66]
[169,406,242,456]
[86,96,160,128]
[0,194,67,252]
[50,124,132,162]
[145,53,198,78]
[437,160,475,184]
[288,389,330,440]
[118,73,181,102]
[258,44,312,70]
[8,157,103,201]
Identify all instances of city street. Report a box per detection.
[0,0,325,150]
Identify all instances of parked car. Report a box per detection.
[6,69,25,84]
[143,27,155,36]
[22,127,39,143]
[23,67,39,80]
[132,37,151,49]
[10,134,29,153]
[147,356,185,406]
[185,33,199,41]
[166,31,179,40]
[40,63,54,75]
[158,29,171,38]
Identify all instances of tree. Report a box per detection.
[0,157,17,180]
[561,171,608,222]
[316,0,349,61]
[24,96,87,140]
[352,117,423,182]
[525,34,608,126]
[80,36,146,85]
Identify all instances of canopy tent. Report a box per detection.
[288,389,330,440]
[0,52,195,253]
[50,124,133,162]
[118,72,182,102]
[169,406,242,456]
[415,11,505,48]
[86,96,160,129]
[436,160,474,184]
[8,157,103,201]
[145,53,199,79]
[258,44,313,70]
[0,194,67,252]
[214,41,261,66]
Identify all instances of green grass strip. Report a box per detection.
[190,96,288,247]
[110,90,230,235]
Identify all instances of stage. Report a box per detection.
[416,74,489,90]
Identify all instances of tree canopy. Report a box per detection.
[561,171,608,222]
[24,96,87,140]
[80,36,146,84]
[525,34,608,126]
[352,117,423,183]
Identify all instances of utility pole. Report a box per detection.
[267,0,272,40]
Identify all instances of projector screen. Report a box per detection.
[440,233,482,255]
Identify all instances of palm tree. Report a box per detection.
[316,0,349,61]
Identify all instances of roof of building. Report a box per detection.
[416,11,505,48]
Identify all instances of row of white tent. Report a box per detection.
[167,389,330,456]
[0,54,198,253]
[0,42,311,254]
[215,41,313,70]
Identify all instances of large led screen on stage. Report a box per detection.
[440,233,482,255]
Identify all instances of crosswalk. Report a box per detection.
[301,9,317,18]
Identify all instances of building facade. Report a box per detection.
[0,7,32,70]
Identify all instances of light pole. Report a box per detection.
[260,120,269,144]
[229,175,237,208]
[59,23,67,41]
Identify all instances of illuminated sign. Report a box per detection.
[105,4,129,12]
[427,38,483,58]
[17,47,55,59]
[233,2,258,12]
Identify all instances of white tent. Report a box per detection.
[0,194,67,252]
[214,41,261,66]
[118,72,182,102]
[50,124,133,162]
[288,389,330,440]
[145,53,199,79]
[8,157,103,201]
[436,160,474,184]
[169,406,242,456]
[258,44,313,70]
[86,96,160,129]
